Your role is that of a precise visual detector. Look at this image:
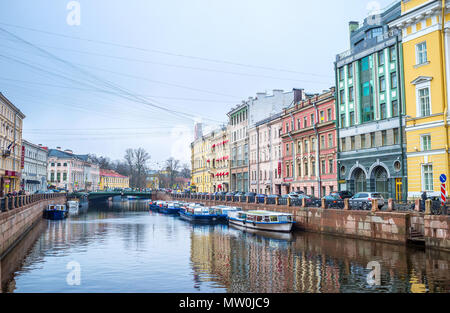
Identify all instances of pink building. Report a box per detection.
[280,88,337,197]
[249,113,283,195]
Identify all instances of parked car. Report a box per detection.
[225,192,236,197]
[349,192,385,210]
[244,192,256,197]
[323,195,345,209]
[330,191,354,199]
[234,192,245,197]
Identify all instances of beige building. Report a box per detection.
[208,127,230,192]
[0,93,25,196]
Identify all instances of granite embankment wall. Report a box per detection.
[158,193,450,251]
[0,194,66,258]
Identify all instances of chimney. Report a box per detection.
[256,92,266,99]
[273,89,283,97]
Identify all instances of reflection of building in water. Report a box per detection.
[190,227,450,293]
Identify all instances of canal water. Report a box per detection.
[0,200,449,293]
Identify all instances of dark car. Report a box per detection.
[330,191,354,199]
[323,195,345,209]
[244,192,257,197]
[225,192,236,197]
[234,192,245,197]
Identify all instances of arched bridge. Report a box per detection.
[69,191,156,202]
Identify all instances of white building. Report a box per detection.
[22,140,49,194]
[47,147,100,192]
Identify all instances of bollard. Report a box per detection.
[287,197,291,207]
[321,198,326,209]
[425,200,432,215]
[302,198,306,208]
[19,196,23,208]
[344,199,349,210]
[5,197,9,211]
[254,196,258,204]
[11,197,15,210]
[388,198,393,212]
[415,199,420,212]
[371,199,378,212]
[247,196,250,203]
[275,197,279,205]
[264,197,268,205]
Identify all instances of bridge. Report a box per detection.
[69,191,155,202]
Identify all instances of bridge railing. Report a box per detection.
[0,193,67,213]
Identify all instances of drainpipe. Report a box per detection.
[288,112,296,191]
[441,0,450,180]
[313,101,322,198]
[256,125,260,194]
[334,61,341,191]
[395,34,407,201]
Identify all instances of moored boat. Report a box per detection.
[179,206,218,223]
[160,201,183,214]
[228,210,294,233]
[67,200,80,214]
[43,205,68,220]
[212,206,241,221]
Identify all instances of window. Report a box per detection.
[311,114,315,125]
[321,160,326,174]
[327,108,332,121]
[393,128,399,145]
[378,50,385,66]
[348,63,353,78]
[298,141,302,154]
[361,57,369,72]
[382,130,387,146]
[379,76,386,92]
[297,119,301,130]
[329,159,334,174]
[63,173,67,181]
[421,135,431,151]
[392,100,399,117]
[351,136,355,150]
[321,135,325,149]
[328,134,333,148]
[339,67,344,81]
[286,163,290,177]
[320,111,324,123]
[340,90,345,104]
[312,161,316,176]
[349,111,355,126]
[304,117,308,128]
[340,114,346,128]
[391,72,398,89]
[390,46,396,62]
[349,86,354,102]
[304,140,309,153]
[416,42,428,65]
[422,164,433,191]
[370,132,375,148]
[286,143,289,154]
[418,87,431,117]
[361,134,366,149]
[341,138,346,152]
[380,103,387,120]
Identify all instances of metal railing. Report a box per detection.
[0,193,67,213]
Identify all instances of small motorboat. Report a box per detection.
[150,200,167,212]
[67,200,80,214]
[179,206,218,223]
[43,204,68,220]
[228,210,294,233]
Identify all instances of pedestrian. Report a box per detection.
[420,191,427,212]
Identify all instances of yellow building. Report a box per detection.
[191,136,209,192]
[0,93,25,196]
[390,0,450,198]
[209,127,231,192]
[99,169,129,190]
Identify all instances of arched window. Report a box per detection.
[355,168,367,193]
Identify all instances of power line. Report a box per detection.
[0,22,333,78]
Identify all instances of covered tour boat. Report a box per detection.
[228,210,294,233]
[179,206,218,223]
[43,205,68,220]
[212,206,241,221]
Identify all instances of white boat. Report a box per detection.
[228,210,294,233]
[67,200,80,214]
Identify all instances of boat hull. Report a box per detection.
[179,211,218,223]
[43,210,68,220]
[160,207,181,214]
[228,218,293,233]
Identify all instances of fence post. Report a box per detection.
[371,199,379,212]
[344,199,349,210]
[387,198,393,212]
[287,197,291,207]
[302,198,306,208]
[5,197,9,211]
[425,200,432,215]
[264,197,268,205]
[254,196,258,204]
[11,197,15,210]
[246,196,250,203]
[415,199,420,212]
[321,198,326,209]
[275,197,279,205]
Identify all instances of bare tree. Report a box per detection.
[122,148,150,189]
[165,158,180,188]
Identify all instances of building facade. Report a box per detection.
[22,140,48,194]
[99,169,129,190]
[249,113,284,195]
[335,2,408,200]
[281,88,338,197]
[208,127,230,192]
[47,148,100,192]
[390,0,450,198]
[0,93,25,196]
[191,136,208,193]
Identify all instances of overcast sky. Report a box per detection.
[0,0,396,168]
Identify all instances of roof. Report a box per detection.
[48,149,90,161]
[0,93,26,119]
[100,169,128,179]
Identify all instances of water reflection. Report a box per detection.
[0,200,448,293]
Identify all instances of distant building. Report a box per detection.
[99,169,129,190]
[0,93,26,196]
[21,140,48,194]
[47,148,100,192]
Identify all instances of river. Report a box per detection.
[0,200,448,293]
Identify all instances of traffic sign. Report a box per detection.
[441,184,447,206]
[440,174,447,184]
